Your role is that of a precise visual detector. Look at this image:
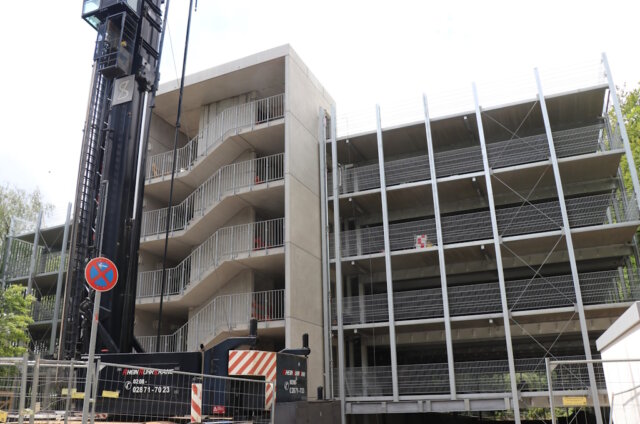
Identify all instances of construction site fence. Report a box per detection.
[0,355,274,423]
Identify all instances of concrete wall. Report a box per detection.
[284,51,335,399]
[148,113,188,156]
[198,92,258,157]
[597,302,640,424]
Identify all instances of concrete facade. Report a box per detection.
[596,302,640,424]
[134,45,334,397]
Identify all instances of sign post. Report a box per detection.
[81,257,118,424]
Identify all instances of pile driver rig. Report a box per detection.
[59,0,164,359]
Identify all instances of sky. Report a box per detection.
[1,0,639,226]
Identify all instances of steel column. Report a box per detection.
[0,217,15,289]
[330,104,346,424]
[545,357,557,424]
[50,203,72,356]
[534,68,603,424]
[472,83,522,423]
[375,105,400,401]
[422,94,457,398]
[26,212,43,295]
[319,107,332,397]
[18,352,28,424]
[603,53,640,212]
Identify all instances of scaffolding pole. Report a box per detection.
[375,104,400,402]
[473,83,522,424]
[422,94,457,398]
[534,67,603,424]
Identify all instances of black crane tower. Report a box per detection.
[58,0,164,359]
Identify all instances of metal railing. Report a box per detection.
[146,94,284,180]
[3,239,69,281]
[335,356,606,397]
[138,289,285,353]
[142,153,284,238]
[329,120,621,195]
[31,295,57,323]
[137,218,284,299]
[330,192,638,258]
[333,270,640,325]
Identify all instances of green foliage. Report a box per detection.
[611,84,640,193]
[0,183,54,262]
[0,285,35,357]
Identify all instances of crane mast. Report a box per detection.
[59,0,164,359]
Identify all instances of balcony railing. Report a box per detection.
[335,356,605,397]
[333,270,640,325]
[146,94,285,180]
[31,295,57,323]
[142,153,284,238]
[330,192,638,258]
[329,120,621,196]
[3,239,69,280]
[137,218,284,299]
[137,289,284,353]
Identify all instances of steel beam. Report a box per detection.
[375,105,400,401]
[318,108,332,397]
[422,94,457,398]
[330,104,347,424]
[473,83,522,424]
[50,203,72,356]
[534,68,603,424]
[26,212,43,296]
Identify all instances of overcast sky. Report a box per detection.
[1,0,639,226]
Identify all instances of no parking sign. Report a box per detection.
[84,257,118,292]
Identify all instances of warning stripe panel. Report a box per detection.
[229,350,277,410]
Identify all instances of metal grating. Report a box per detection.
[329,120,620,196]
[332,270,640,325]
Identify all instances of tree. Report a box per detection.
[611,84,640,193]
[0,183,54,261]
[0,284,34,356]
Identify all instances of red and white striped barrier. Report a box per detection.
[191,382,202,423]
[228,350,277,410]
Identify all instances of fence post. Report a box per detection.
[89,359,100,424]
[18,353,28,424]
[270,382,276,424]
[545,357,556,424]
[64,360,75,424]
[28,354,40,424]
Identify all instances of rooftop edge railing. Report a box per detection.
[335,355,605,397]
[137,218,284,299]
[329,120,621,196]
[137,289,284,353]
[3,239,69,281]
[333,270,639,326]
[330,191,638,259]
[146,93,285,180]
[142,153,284,238]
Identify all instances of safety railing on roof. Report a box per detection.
[142,153,284,238]
[2,239,69,280]
[328,120,621,195]
[330,192,638,259]
[137,289,284,353]
[334,356,605,397]
[31,295,57,323]
[332,270,640,325]
[137,218,284,299]
[146,94,285,180]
